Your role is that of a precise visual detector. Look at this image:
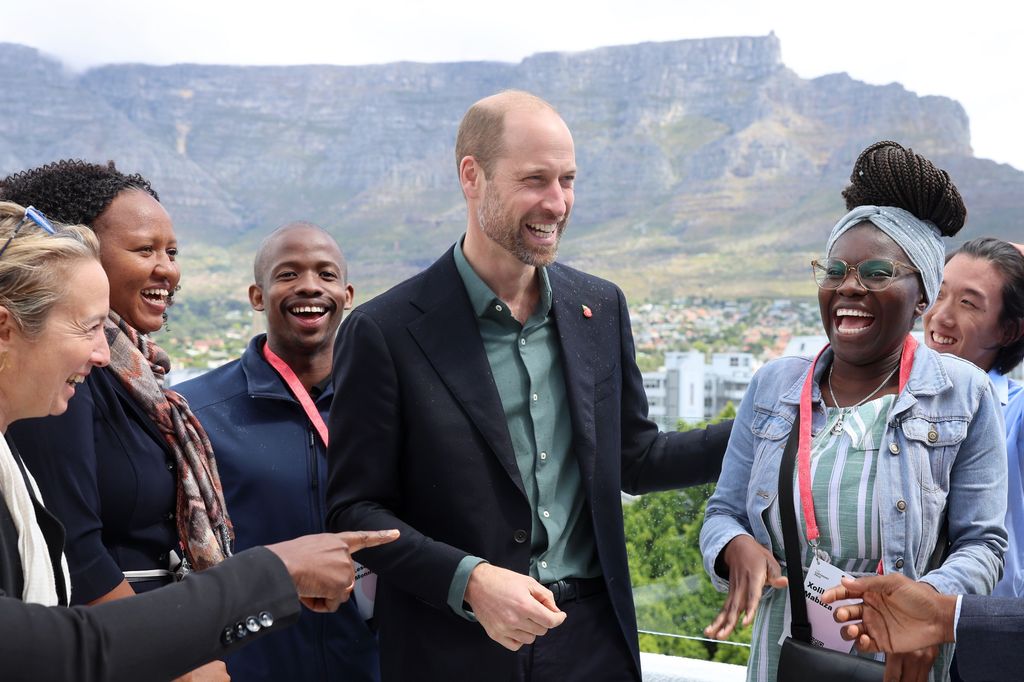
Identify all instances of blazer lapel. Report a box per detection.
[407,250,526,498]
[548,266,598,491]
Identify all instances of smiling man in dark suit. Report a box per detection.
[326,90,732,682]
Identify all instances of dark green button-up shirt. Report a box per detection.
[446,239,600,619]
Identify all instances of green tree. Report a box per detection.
[625,402,751,664]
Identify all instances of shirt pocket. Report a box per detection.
[900,416,968,493]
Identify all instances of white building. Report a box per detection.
[782,335,829,358]
[783,331,930,360]
[644,351,756,430]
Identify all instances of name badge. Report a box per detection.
[801,555,860,653]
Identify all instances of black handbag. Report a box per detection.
[775,412,885,682]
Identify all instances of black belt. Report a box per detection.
[543,577,605,604]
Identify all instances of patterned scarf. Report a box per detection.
[104,312,233,570]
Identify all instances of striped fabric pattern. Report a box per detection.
[742,395,950,682]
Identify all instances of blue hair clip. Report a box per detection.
[24,206,57,235]
[0,205,59,259]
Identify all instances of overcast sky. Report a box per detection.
[3,0,1019,169]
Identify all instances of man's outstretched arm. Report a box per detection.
[822,574,956,653]
[823,574,1024,682]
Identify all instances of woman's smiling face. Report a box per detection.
[2,258,110,424]
[818,223,926,368]
[92,189,180,334]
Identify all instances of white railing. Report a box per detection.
[639,631,748,681]
[641,653,746,682]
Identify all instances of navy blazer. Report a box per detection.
[327,246,731,681]
[956,595,1024,682]
[10,366,178,603]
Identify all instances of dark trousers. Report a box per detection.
[513,587,638,682]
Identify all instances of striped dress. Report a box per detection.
[743,395,951,682]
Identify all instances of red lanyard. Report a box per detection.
[797,335,917,544]
[262,342,329,447]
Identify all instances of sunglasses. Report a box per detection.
[0,206,58,260]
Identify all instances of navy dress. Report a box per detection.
[10,366,178,604]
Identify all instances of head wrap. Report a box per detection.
[825,205,944,311]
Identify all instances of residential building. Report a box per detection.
[644,351,756,430]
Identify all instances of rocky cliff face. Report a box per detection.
[0,35,1019,298]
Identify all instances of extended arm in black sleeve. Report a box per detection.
[0,547,300,682]
[614,286,733,493]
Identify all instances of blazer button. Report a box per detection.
[221,627,234,645]
[258,611,274,628]
[894,558,905,569]
[235,622,248,639]
[245,616,261,633]
[513,529,528,544]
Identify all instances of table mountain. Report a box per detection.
[1,34,1021,299]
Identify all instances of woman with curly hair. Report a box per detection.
[0,160,232,682]
[700,141,1007,682]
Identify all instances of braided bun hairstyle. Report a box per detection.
[841,140,966,237]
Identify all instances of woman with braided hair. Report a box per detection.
[701,141,1007,682]
[0,160,233,682]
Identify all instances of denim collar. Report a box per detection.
[779,343,951,416]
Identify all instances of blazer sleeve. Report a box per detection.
[614,286,733,494]
[8,378,126,603]
[326,310,468,609]
[955,594,1024,682]
[0,547,300,682]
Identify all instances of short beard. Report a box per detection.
[477,186,565,267]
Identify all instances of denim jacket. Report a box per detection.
[701,345,1008,596]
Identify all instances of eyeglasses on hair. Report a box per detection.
[0,206,58,260]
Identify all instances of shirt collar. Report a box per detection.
[242,334,333,404]
[453,236,553,320]
[988,367,1010,406]
[310,374,332,399]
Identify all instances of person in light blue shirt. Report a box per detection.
[924,237,1024,598]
